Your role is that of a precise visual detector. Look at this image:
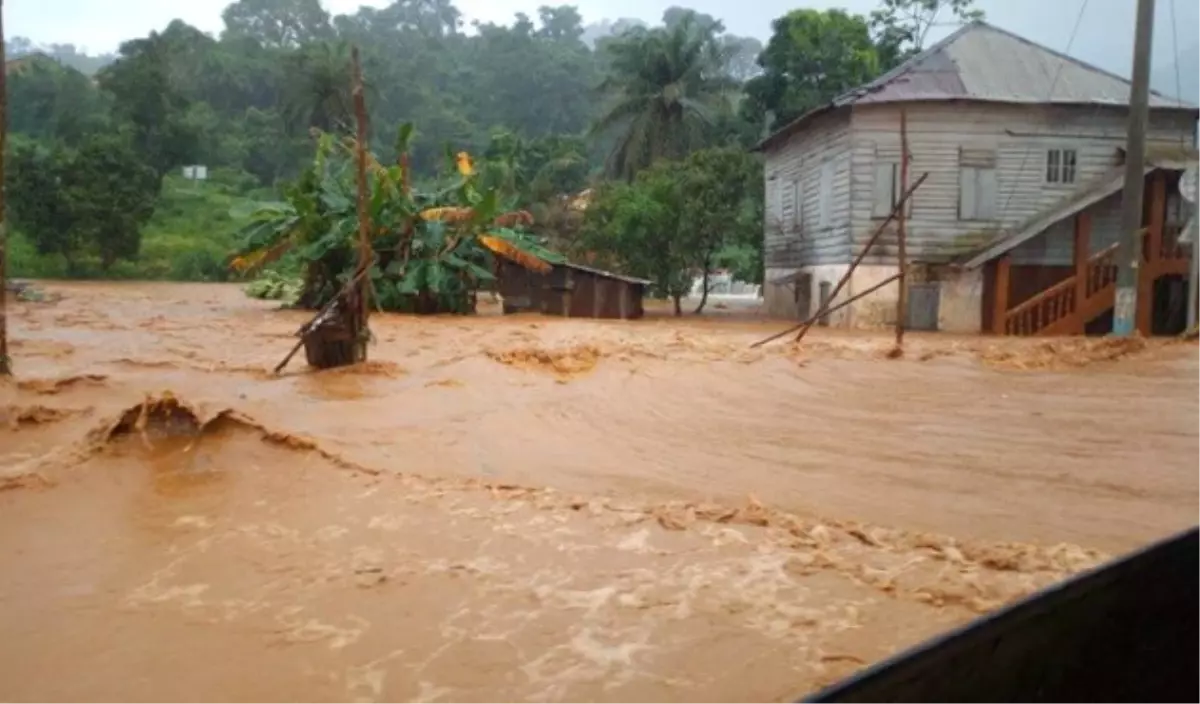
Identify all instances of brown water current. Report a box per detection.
[1,281,1197,701]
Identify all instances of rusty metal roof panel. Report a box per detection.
[559,261,652,286]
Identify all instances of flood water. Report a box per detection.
[1,282,1197,702]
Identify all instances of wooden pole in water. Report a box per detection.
[0,0,10,376]
[749,173,929,349]
[350,45,371,358]
[894,109,909,351]
[784,172,929,346]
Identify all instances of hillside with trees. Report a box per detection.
[4,0,981,310]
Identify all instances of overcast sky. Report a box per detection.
[9,0,1200,83]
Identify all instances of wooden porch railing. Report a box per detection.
[994,171,1190,336]
[1155,224,1190,272]
[999,243,1120,336]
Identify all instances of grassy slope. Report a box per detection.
[8,171,264,282]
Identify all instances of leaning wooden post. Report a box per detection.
[350,45,372,359]
[751,173,929,349]
[792,172,931,345]
[0,0,10,376]
[894,109,910,350]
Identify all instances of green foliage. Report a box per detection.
[8,0,957,288]
[6,56,112,145]
[7,172,262,281]
[245,269,303,303]
[743,9,882,131]
[7,134,159,273]
[233,126,564,313]
[590,13,738,180]
[582,147,761,314]
[221,0,334,48]
[870,0,984,70]
[744,0,983,132]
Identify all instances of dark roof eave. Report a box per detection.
[752,104,840,153]
[754,98,1199,154]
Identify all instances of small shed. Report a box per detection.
[496,260,650,319]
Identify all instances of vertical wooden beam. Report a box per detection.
[0,0,10,376]
[1073,211,1092,333]
[895,109,910,348]
[992,254,1011,335]
[1137,171,1166,335]
[562,270,573,317]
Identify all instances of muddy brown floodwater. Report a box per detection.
[1,282,1197,702]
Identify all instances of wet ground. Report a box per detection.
[1,282,1197,702]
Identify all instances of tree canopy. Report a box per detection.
[4,0,982,306]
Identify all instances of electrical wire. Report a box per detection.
[1168,0,1186,146]
[995,0,1091,224]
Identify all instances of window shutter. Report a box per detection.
[959,166,977,220]
[977,167,997,219]
[872,162,895,218]
[819,161,834,227]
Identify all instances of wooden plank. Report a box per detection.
[1072,211,1091,334]
[992,255,1011,335]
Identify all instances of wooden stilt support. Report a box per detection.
[991,254,1011,335]
[1071,211,1092,334]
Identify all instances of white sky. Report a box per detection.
[8,0,1199,83]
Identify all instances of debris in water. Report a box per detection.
[980,337,1151,370]
[2,404,85,430]
[17,374,108,395]
[486,343,603,376]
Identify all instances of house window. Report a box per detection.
[818,160,835,227]
[1046,148,1078,184]
[871,162,914,219]
[959,148,998,220]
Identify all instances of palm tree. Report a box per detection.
[282,40,377,134]
[590,15,734,181]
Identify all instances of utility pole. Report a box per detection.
[0,0,10,375]
[1112,0,1156,337]
[1185,165,1195,331]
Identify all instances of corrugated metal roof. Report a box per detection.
[559,261,652,286]
[756,21,1198,152]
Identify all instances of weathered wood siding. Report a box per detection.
[1010,191,1125,265]
[848,102,1196,264]
[762,108,853,270]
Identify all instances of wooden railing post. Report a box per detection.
[1072,211,1091,333]
[992,254,1011,335]
[1137,171,1166,335]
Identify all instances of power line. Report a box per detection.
[995,0,1091,224]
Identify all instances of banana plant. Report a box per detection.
[231,123,564,313]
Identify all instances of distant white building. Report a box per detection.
[182,165,209,181]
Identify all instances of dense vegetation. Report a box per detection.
[4,0,982,309]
